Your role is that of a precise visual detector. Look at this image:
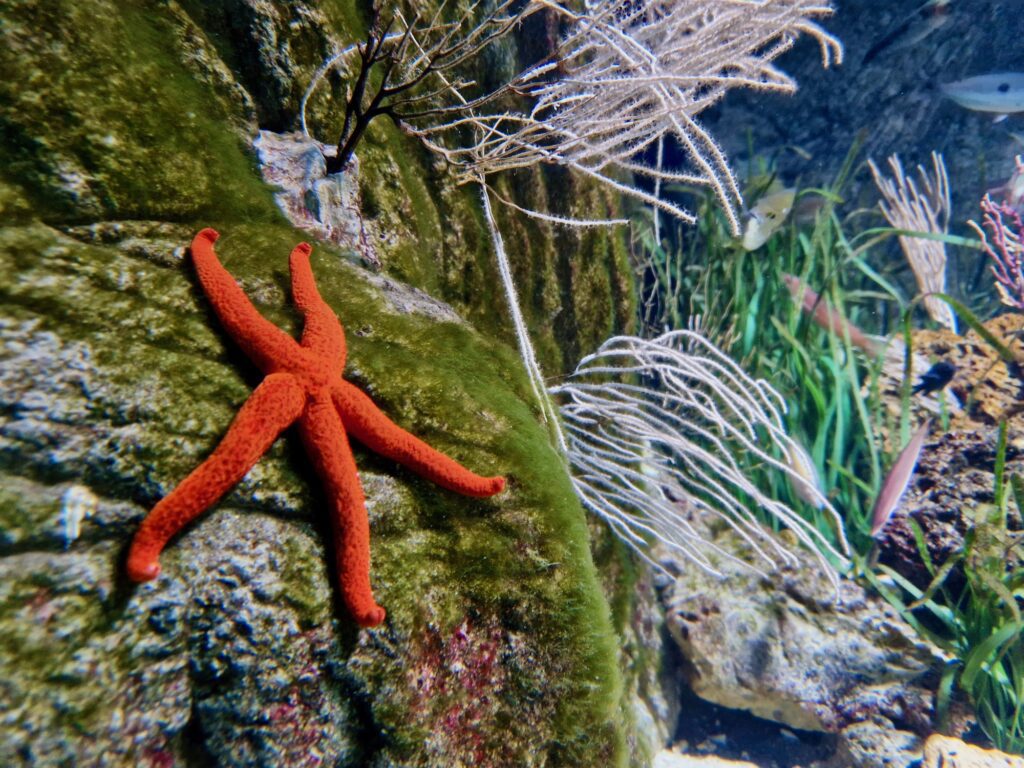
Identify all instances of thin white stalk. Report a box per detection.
[480,183,568,457]
[485,184,628,227]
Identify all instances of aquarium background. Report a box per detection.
[709,0,1021,316]
[1,1,1023,767]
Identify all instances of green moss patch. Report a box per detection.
[0,1,639,762]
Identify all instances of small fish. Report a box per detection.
[940,73,1024,119]
[742,186,795,251]
[912,360,956,395]
[871,420,932,538]
[781,274,885,356]
[783,440,824,509]
[863,0,951,66]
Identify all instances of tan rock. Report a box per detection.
[661,542,945,734]
[888,313,1024,431]
[923,735,1024,767]
[653,748,757,768]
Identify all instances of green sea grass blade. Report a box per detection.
[850,227,985,253]
[849,255,907,304]
[830,462,875,496]
[976,570,1021,625]
[962,623,1024,690]
[875,564,958,642]
[1012,475,1024,519]
[996,421,1010,526]
[832,130,865,194]
[908,517,936,576]
[936,661,959,731]
[797,187,845,204]
[908,558,960,611]
[900,311,914,446]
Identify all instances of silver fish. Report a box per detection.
[863,0,951,66]
[940,73,1024,116]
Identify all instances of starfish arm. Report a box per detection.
[289,242,346,367]
[299,394,386,627]
[331,380,506,498]
[126,372,306,582]
[191,228,304,372]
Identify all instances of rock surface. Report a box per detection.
[654,749,757,768]
[924,735,1024,768]
[836,720,924,768]
[0,1,649,766]
[660,521,947,766]
[875,425,1024,592]
[872,313,1024,590]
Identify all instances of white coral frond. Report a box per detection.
[550,332,849,590]
[869,152,956,331]
[401,0,841,234]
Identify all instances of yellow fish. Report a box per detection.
[741,187,795,251]
[783,440,824,509]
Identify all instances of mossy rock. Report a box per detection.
[0,1,644,766]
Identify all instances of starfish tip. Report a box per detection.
[357,605,387,627]
[194,227,220,245]
[126,558,161,582]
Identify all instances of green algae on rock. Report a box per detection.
[0,0,644,765]
[0,217,630,767]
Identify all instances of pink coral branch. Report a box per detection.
[972,195,1024,311]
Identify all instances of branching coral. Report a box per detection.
[413,0,841,234]
[868,152,956,331]
[301,1,538,174]
[971,194,1024,311]
[305,0,841,233]
[300,0,848,583]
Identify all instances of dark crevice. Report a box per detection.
[180,708,219,768]
[671,684,839,768]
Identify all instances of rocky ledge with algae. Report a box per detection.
[0,1,644,766]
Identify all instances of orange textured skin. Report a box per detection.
[126,228,505,627]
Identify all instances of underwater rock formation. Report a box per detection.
[0,1,650,766]
[660,525,947,767]
[873,313,1024,590]
[654,750,757,768]
[876,426,1024,592]
[923,735,1024,768]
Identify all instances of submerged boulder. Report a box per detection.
[660,529,947,767]
[0,1,642,765]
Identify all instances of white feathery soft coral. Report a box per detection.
[869,152,956,331]
[414,0,842,235]
[550,331,850,591]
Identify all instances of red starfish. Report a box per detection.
[126,228,505,627]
